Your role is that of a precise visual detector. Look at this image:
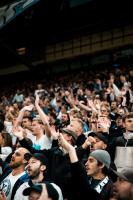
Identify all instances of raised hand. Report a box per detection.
[50,126,59,139]
[38,184,49,200]
[23,105,34,111]
[82,136,96,149]
[98,117,110,132]
[12,126,24,140]
[58,133,74,153]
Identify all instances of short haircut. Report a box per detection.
[122,112,133,122]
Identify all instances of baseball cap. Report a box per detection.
[62,128,78,143]
[112,169,133,184]
[23,183,59,200]
[89,149,111,169]
[89,132,109,144]
[23,184,42,196]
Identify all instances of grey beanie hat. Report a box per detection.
[89,150,111,169]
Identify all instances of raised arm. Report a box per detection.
[58,133,78,163]
[35,94,51,138]
[15,105,34,127]
[58,133,101,200]
[13,126,43,154]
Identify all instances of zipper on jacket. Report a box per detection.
[125,139,128,147]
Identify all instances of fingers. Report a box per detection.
[88,136,96,144]
[58,133,67,146]
[58,133,64,145]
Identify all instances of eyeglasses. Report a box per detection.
[101,110,107,112]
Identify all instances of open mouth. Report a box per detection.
[113,190,118,197]
[90,146,94,151]
[85,166,89,171]
[113,188,118,196]
[27,168,32,172]
[11,158,15,162]
[27,170,32,175]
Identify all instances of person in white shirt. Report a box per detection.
[0,147,30,200]
[21,117,35,143]
[31,118,52,150]
[14,153,63,200]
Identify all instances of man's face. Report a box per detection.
[124,118,133,132]
[113,178,133,200]
[85,156,100,177]
[96,116,110,132]
[91,136,107,151]
[111,102,117,110]
[10,148,26,168]
[22,118,31,128]
[67,119,83,136]
[23,97,32,106]
[27,158,44,179]
[61,114,68,123]
[31,121,42,135]
[100,107,109,117]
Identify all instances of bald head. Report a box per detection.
[10,147,30,169]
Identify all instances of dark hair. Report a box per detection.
[87,111,92,118]
[122,112,133,122]
[49,112,56,120]
[97,160,109,175]
[16,137,33,148]
[1,131,12,147]
[29,96,35,104]
[61,112,70,121]
[0,110,5,123]
[22,116,32,122]
[0,121,4,132]
[24,137,33,146]
[32,153,48,168]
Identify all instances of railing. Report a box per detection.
[44,25,133,62]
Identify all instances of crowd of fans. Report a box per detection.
[0,65,132,200]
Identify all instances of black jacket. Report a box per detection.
[70,161,103,200]
[19,138,89,200]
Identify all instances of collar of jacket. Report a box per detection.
[123,132,133,140]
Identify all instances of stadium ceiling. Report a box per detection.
[0,0,132,75]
